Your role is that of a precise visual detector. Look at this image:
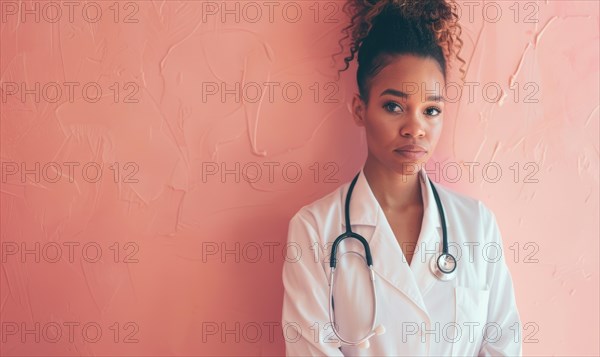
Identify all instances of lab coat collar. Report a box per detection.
[341,165,444,231]
[341,164,446,316]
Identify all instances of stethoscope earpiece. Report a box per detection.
[358,339,370,349]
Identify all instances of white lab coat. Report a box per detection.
[281,165,522,356]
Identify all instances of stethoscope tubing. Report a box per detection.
[330,171,451,269]
[327,170,456,347]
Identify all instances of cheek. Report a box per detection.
[428,121,444,143]
[429,120,442,132]
[365,113,396,138]
[366,122,397,145]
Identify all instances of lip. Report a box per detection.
[394,144,428,160]
[394,150,427,159]
[395,144,428,153]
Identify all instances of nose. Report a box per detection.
[400,112,426,138]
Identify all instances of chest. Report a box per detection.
[383,206,424,264]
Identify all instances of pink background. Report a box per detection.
[1,1,598,356]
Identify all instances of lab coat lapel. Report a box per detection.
[410,167,445,299]
[341,166,443,316]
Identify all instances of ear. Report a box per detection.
[351,93,367,127]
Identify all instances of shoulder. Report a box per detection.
[432,183,500,237]
[286,178,354,242]
[435,184,500,243]
[289,180,348,226]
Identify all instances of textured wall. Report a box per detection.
[0,1,598,356]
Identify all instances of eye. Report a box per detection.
[383,101,403,114]
[425,106,442,116]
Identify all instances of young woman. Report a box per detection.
[281,0,522,355]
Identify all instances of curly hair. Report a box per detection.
[334,0,466,103]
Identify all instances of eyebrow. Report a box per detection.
[380,88,443,102]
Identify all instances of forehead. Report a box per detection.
[370,55,445,97]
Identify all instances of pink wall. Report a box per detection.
[1,1,598,355]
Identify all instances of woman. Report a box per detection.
[281,0,522,356]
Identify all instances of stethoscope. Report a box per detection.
[327,171,457,348]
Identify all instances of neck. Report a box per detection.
[362,155,423,211]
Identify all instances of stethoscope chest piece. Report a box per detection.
[429,252,457,281]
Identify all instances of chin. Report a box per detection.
[391,156,428,174]
[388,161,423,175]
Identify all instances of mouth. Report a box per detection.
[394,149,427,153]
[395,144,428,153]
[394,146,428,159]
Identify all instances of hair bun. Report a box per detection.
[335,0,466,82]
